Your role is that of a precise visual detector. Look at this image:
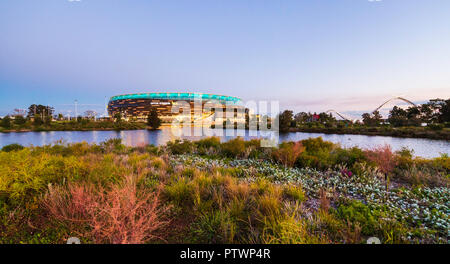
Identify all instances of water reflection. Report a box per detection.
[0,127,448,158]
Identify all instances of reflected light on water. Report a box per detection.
[0,127,448,158]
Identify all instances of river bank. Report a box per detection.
[1,127,449,158]
[290,127,450,140]
[2,122,449,141]
[0,121,147,133]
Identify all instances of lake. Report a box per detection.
[0,127,448,158]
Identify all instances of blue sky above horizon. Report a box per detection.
[0,0,449,118]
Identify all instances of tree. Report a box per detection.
[278,110,293,133]
[435,99,450,123]
[418,103,434,124]
[44,115,52,125]
[388,106,408,127]
[405,106,421,126]
[147,108,161,130]
[27,104,54,118]
[1,116,11,128]
[294,112,308,124]
[33,115,43,126]
[422,98,447,123]
[114,112,122,123]
[372,111,383,126]
[362,113,373,126]
[14,115,26,125]
[362,111,382,126]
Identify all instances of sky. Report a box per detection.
[0,0,449,118]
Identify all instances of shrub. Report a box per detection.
[14,116,27,125]
[333,147,366,167]
[221,137,246,158]
[396,147,414,159]
[395,165,448,187]
[364,145,398,175]
[336,200,377,235]
[44,177,170,244]
[163,177,194,207]
[261,214,328,244]
[190,211,236,243]
[428,123,444,131]
[272,142,304,167]
[101,138,125,153]
[1,116,11,128]
[282,184,306,202]
[295,137,336,170]
[195,137,221,150]
[301,137,334,153]
[1,144,24,152]
[167,140,194,155]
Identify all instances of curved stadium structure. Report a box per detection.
[108,92,245,123]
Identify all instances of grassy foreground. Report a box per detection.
[0,137,448,244]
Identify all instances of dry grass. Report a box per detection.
[43,175,171,244]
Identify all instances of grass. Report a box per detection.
[0,137,448,244]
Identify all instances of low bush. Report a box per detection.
[221,137,246,158]
[1,143,24,152]
[336,200,377,235]
[167,140,194,155]
[272,142,304,167]
[43,176,170,244]
[364,145,398,175]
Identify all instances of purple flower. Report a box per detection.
[341,169,353,177]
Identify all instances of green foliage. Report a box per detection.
[33,116,43,126]
[295,137,336,169]
[163,177,194,207]
[147,108,161,130]
[195,137,221,149]
[272,142,304,167]
[333,147,366,167]
[14,116,27,125]
[282,184,306,202]
[101,138,126,153]
[278,110,294,133]
[301,137,334,153]
[221,137,246,158]
[1,143,24,152]
[190,211,236,243]
[428,123,444,131]
[1,116,11,128]
[167,139,194,155]
[336,200,377,235]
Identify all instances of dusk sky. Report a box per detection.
[1,0,449,118]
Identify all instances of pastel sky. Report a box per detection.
[0,0,449,118]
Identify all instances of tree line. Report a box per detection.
[1,104,162,130]
[277,98,450,132]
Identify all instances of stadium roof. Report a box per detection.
[109,93,242,104]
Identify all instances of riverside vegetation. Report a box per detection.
[0,137,448,244]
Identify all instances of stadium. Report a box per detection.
[107,92,246,123]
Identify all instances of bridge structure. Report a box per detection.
[326,97,417,122]
[325,110,355,122]
[372,97,417,113]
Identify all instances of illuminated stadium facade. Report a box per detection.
[108,92,246,123]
